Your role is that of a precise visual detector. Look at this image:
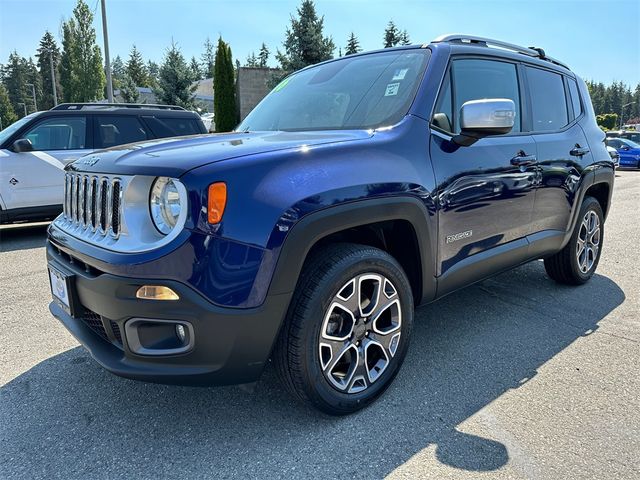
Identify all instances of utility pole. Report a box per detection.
[26,83,37,111]
[101,0,114,103]
[620,102,634,129]
[49,48,58,105]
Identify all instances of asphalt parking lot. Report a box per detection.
[1,170,638,480]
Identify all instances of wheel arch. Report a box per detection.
[267,196,437,306]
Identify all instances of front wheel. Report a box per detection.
[274,243,414,415]
[544,196,604,285]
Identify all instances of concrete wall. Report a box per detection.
[236,67,282,120]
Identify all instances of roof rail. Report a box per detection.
[50,103,186,111]
[432,34,570,70]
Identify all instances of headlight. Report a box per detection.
[150,177,182,234]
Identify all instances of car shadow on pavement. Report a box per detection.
[0,223,49,252]
[0,261,625,479]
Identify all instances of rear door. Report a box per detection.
[526,67,593,233]
[3,115,89,209]
[430,57,537,278]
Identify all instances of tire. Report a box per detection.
[544,196,604,285]
[274,243,414,415]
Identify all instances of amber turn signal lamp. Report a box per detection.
[208,182,227,224]
[136,285,180,301]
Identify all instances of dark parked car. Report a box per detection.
[0,103,206,224]
[46,35,614,415]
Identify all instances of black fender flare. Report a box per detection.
[267,195,437,305]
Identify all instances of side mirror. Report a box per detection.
[621,145,630,151]
[454,99,516,146]
[12,138,34,153]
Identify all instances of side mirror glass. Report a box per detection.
[454,99,516,146]
[12,138,34,153]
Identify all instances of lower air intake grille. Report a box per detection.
[79,310,109,342]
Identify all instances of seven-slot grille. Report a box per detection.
[63,173,122,236]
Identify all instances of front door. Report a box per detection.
[429,57,537,280]
[1,116,89,210]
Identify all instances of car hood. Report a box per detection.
[68,130,373,177]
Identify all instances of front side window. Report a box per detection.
[237,50,430,132]
[24,116,87,150]
[432,58,521,134]
[95,115,149,148]
[526,67,569,132]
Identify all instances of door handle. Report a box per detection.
[510,152,537,166]
[570,145,590,157]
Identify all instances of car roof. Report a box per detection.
[41,103,199,117]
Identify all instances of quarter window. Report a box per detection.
[567,78,582,120]
[24,117,87,150]
[526,67,569,131]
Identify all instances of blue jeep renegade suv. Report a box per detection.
[46,35,614,415]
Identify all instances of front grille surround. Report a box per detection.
[63,173,122,238]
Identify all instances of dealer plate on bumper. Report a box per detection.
[49,267,71,315]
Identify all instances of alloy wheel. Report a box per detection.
[319,273,402,394]
[576,210,601,274]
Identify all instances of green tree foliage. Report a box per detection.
[245,52,259,67]
[59,0,106,102]
[35,31,61,109]
[399,29,411,45]
[110,55,126,90]
[154,42,196,109]
[190,56,203,81]
[201,37,216,79]
[345,32,361,55]
[213,37,238,132]
[1,52,41,116]
[383,20,400,48]
[119,74,140,103]
[276,0,334,72]
[147,60,159,88]
[586,80,640,127]
[596,113,618,130]
[0,83,18,128]
[126,45,149,87]
[258,43,270,67]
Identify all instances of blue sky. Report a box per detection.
[0,0,638,85]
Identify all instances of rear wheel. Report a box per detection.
[274,243,414,415]
[544,196,604,285]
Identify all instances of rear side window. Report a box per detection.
[526,67,568,131]
[432,59,521,134]
[95,115,149,148]
[567,78,582,120]
[23,116,87,150]
[144,117,202,138]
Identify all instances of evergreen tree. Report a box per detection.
[383,20,400,48]
[213,37,237,132]
[245,52,258,67]
[345,32,361,55]
[399,30,411,45]
[276,0,334,72]
[35,31,61,109]
[126,45,149,87]
[201,37,216,79]
[154,42,196,108]
[2,52,40,116]
[147,60,159,88]
[0,83,18,128]
[258,43,270,67]
[110,55,125,90]
[119,74,139,103]
[189,56,202,80]
[59,0,106,102]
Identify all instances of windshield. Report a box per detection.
[238,49,429,132]
[0,113,39,146]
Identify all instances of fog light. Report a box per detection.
[175,324,186,342]
[136,285,179,301]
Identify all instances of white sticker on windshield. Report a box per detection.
[392,68,408,81]
[385,83,400,96]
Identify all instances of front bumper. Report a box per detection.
[47,241,292,386]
